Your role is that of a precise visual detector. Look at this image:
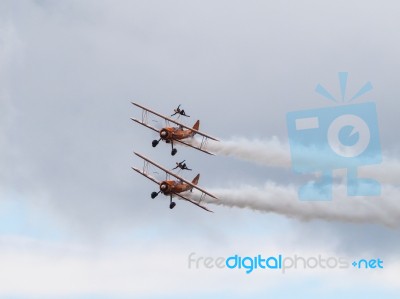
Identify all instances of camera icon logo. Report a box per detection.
[286,73,382,201]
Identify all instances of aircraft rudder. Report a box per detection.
[192,174,200,185]
[192,120,200,131]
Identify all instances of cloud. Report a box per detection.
[0,235,399,297]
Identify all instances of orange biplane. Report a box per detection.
[131,102,219,156]
[132,152,217,212]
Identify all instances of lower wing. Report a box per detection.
[173,192,213,213]
[131,167,160,185]
[175,138,215,156]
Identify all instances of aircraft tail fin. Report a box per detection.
[192,120,200,131]
[190,120,200,137]
[192,174,200,185]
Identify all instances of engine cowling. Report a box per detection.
[159,129,170,140]
[159,181,171,194]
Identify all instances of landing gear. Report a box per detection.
[171,142,177,156]
[169,195,176,209]
[152,139,160,147]
[151,191,160,199]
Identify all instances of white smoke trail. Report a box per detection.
[188,137,400,185]
[192,137,291,168]
[188,183,400,227]
[186,137,400,225]
[361,157,400,186]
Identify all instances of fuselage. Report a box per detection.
[159,127,194,142]
[159,180,192,195]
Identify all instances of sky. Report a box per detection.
[1,0,400,298]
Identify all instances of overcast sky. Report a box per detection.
[1,0,400,298]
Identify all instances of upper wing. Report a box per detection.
[131,167,160,185]
[134,152,218,200]
[131,102,219,141]
[173,192,213,213]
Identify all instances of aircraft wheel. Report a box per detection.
[169,202,176,209]
[151,192,158,199]
[152,140,159,147]
[171,149,177,156]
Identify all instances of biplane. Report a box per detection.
[132,152,217,212]
[131,102,219,156]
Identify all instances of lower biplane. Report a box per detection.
[131,102,219,156]
[132,152,217,212]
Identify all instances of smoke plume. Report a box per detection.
[189,137,400,185]
[186,137,400,226]
[188,183,400,227]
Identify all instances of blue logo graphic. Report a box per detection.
[286,72,382,200]
[352,258,384,269]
